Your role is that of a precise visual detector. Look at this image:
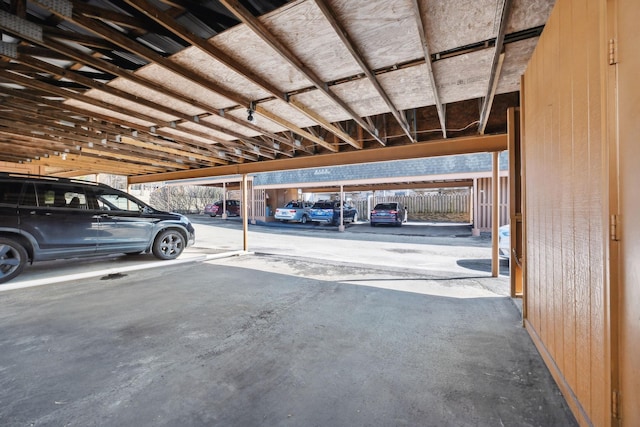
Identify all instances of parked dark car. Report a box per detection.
[0,173,195,284]
[309,200,358,225]
[370,202,405,227]
[204,200,240,217]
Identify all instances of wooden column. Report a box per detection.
[491,152,499,277]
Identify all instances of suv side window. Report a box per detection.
[95,188,144,212]
[0,180,23,205]
[30,183,89,209]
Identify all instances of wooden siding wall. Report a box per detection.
[522,0,608,425]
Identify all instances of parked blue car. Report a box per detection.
[309,200,358,225]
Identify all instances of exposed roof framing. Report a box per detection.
[478,0,511,135]
[410,0,446,139]
[0,0,555,179]
[218,0,376,148]
[313,0,413,143]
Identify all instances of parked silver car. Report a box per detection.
[274,200,313,223]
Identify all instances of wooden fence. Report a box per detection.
[351,193,471,221]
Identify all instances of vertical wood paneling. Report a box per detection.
[522,0,608,425]
[586,0,606,423]
[572,0,593,416]
[558,0,576,393]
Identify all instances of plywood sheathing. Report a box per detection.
[63,99,156,128]
[171,46,273,102]
[82,89,183,124]
[107,78,205,117]
[507,0,556,32]
[133,63,238,110]
[422,0,500,53]
[309,0,424,73]
[258,98,319,130]
[496,37,540,94]
[434,49,494,105]
[210,6,313,93]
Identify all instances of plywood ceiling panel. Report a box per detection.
[423,0,501,53]
[496,37,539,94]
[134,64,237,110]
[434,49,494,104]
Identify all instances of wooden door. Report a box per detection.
[614,0,640,423]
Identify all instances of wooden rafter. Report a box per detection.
[313,0,413,143]
[478,0,511,135]
[410,0,447,139]
[218,0,385,148]
[41,6,335,155]
[122,0,344,153]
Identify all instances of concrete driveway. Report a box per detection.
[0,220,575,426]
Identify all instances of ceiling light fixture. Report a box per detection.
[247,102,257,125]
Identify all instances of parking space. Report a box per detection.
[4,217,506,291]
[0,247,574,426]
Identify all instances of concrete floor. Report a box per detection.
[0,250,576,426]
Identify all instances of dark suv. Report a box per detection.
[0,173,195,284]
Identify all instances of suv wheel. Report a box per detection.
[152,230,185,260]
[0,238,28,284]
[300,215,308,224]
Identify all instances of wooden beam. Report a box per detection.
[129,133,508,184]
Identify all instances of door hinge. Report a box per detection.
[612,390,620,419]
[609,39,617,65]
[610,215,621,241]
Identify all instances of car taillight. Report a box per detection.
[390,210,398,214]
[371,210,377,214]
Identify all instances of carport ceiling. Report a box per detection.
[0,0,554,182]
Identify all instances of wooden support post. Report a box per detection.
[491,152,499,277]
[242,174,248,252]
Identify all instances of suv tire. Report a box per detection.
[0,238,28,284]
[152,230,185,260]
